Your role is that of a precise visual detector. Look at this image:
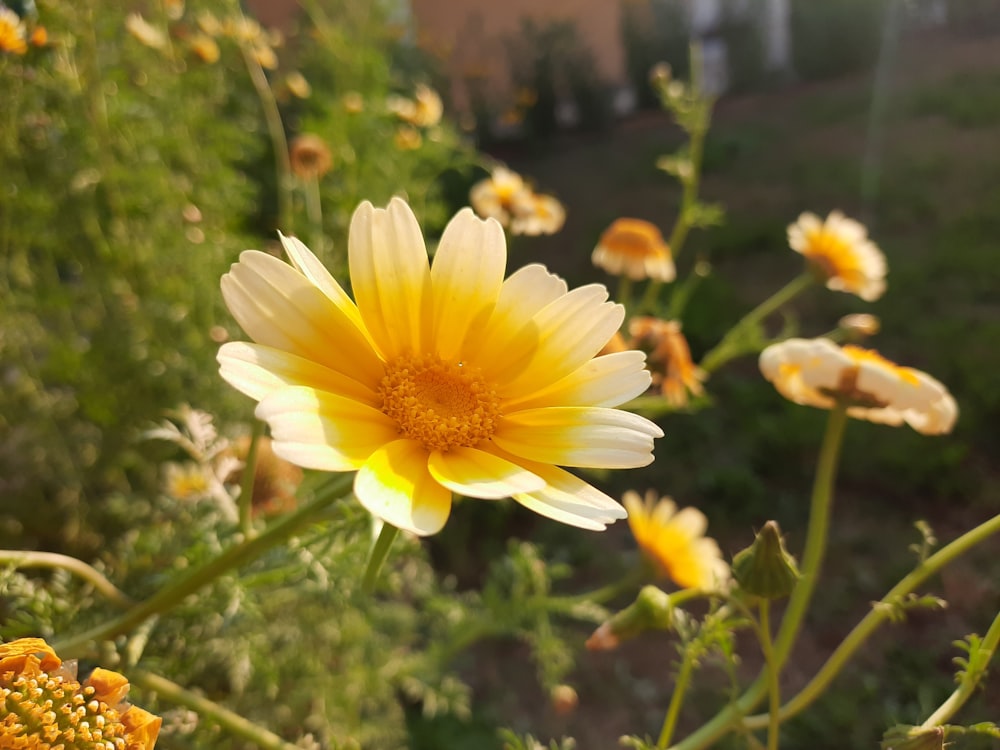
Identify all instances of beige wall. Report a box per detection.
[411,0,627,111]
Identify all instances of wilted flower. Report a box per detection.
[592,218,676,282]
[393,125,423,151]
[628,317,704,407]
[0,6,27,54]
[469,167,534,227]
[218,198,662,535]
[0,638,162,750]
[125,13,167,50]
[188,33,220,64]
[788,211,887,301]
[510,193,566,236]
[285,70,311,99]
[759,337,957,434]
[289,134,332,179]
[624,490,728,590]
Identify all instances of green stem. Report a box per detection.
[616,276,634,313]
[362,522,400,593]
[758,601,780,750]
[658,651,697,749]
[549,566,649,609]
[238,420,266,538]
[667,405,848,750]
[0,550,133,609]
[130,670,301,750]
[772,404,848,667]
[736,511,1000,736]
[303,174,325,256]
[236,20,293,231]
[921,607,1000,728]
[52,473,354,658]
[699,274,815,374]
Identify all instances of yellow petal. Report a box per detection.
[256,386,398,471]
[278,231,366,332]
[504,350,651,410]
[0,637,60,672]
[427,446,545,499]
[221,250,383,386]
[497,285,625,397]
[430,208,506,360]
[494,406,662,468]
[85,668,130,705]
[354,439,452,536]
[218,342,377,405]
[463,263,567,363]
[348,198,432,359]
[509,462,627,530]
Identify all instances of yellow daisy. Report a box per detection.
[759,337,957,434]
[469,167,534,228]
[218,198,662,535]
[0,6,26,54]
[0,638,162,750]
[624,490,728,590]
[788,211,887,301]
[592,218,676,282]
[510,193,566,236]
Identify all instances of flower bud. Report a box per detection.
[839,313,881,340]
[550,684,579,716]
[732,521,800,600]
[585,585,673,651]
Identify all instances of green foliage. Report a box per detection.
[908,71,1000,128]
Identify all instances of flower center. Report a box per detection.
[805,232,861,283]
[378,353,502,452]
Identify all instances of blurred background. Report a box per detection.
[1,0,999,747]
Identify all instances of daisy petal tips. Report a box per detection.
[219,198,663,536]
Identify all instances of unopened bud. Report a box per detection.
[649,62,672,88]
[550,684,579,716]
[732,521,800,600]
[585,585,672,651]
[880,725,944,750]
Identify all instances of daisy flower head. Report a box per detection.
[759,337,957,434]
[0,638,162,750]
[469,166,534,227]
[788,211,886,301]
[624,490,728,590]
[0,5,26,54]
[510,192,566,236]
[592,218,676,282]
[218,198,663,536]
[289,134,332,180]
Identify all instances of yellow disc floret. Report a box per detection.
[379,353,501,452]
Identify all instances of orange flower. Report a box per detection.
[0,638,161,750]
[289,134,332,179]
[592,218,675,282]
[629,317,704,407]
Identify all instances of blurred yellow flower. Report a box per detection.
[342,91,364,113]
[0,638,162,750]
[788,211,886,301]
[394,125,423,151]
[218,198,662,535]
[188,33,220,64]
[285,70,311,99]
[252,42,278,70]
[469,166,533,227]
[196,10,222,36]
[0,7,26,54]
[510,193,566,236]
[30,24,47,47]
[759,337,957,434]
[288,134,332,179]
[629,317,704,407]
[409,84,443,127]
[164,461,212,500]
[624,490,728,590]
[125,13,167,50]
[593,218,676,282]
[164,0,185,21]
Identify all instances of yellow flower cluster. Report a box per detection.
[0,638,161,750]
[469,167,565,236]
